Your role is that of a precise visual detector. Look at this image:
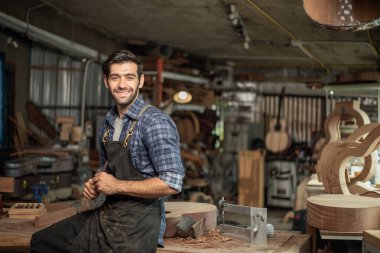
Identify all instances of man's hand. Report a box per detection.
[93,172,121,195]
[83,178,99,200]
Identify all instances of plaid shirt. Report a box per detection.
[98,95,184,246]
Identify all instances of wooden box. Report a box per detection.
[8,203,47,219]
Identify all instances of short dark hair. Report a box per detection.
[102,50,143,79]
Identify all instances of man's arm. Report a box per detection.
[93,172,178,198]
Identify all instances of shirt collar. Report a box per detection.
[105,95,145,125]
[125,95,145,120]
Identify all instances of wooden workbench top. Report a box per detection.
[363,230,380,249]
[158,230,310,253]
[0,216,310,253]
[0,217,40,249]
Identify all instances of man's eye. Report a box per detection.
[110,76,119,81]
[126,76,135,81]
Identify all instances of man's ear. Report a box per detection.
[103,76,109,89]
[138,74,144,89]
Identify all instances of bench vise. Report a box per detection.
[218,197,269,246]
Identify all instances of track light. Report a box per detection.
[227,4,251,50]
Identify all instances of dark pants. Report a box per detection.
[31,209,95,253]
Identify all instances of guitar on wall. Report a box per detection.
[265,87,291,154]
[303,0,380,31]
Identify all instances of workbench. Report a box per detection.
[0,217,38,252]
[0,215,310,253]
[363,230,380,253]
[158,231,310,253]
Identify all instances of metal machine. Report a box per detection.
[218,197,270,246]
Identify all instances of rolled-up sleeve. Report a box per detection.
[143,116,184,192]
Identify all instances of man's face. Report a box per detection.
[104,62,144,107]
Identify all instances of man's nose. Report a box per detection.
[118,76,128,87]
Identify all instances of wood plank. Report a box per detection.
[9,116,46,146]
[0,177,15,193]
[13,133,22,157]
[307,194,380,232]
[26,101,57,139]
[10,149,70,158]
[15,112,29,148]
[238,150,264,207]
[34,207,77,227]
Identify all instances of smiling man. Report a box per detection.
[31,50,184,253]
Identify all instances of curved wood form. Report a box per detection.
[348,181,380,197]
[318,123,380,195]
[323,101,370,146]
[303,0,380,31]
[317,101,370,181]
[164,202,217,237]
[307,194,380,232]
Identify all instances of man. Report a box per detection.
[31,50,184,253]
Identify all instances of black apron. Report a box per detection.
[71,105,161,253]
[30,105,160,253]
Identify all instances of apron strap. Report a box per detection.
[123,104,152,147]
[102,125,111,146]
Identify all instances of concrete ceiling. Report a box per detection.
[3,0,380,85]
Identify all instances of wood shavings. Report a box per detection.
[175,229,231,245]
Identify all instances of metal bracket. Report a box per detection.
[218,198,267,246]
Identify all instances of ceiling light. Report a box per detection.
[227,4,251,50]
[173,90,192,104]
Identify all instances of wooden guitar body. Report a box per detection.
[265,119,291,153]
[303,0,380,31]
[164,202,217,237]
[308,194,380,232]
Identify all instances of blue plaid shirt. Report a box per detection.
[98,95,184,246]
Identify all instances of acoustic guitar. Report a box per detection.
[303,0,380,31]
[265,87,291,153]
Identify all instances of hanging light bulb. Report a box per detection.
[173,90,192,104]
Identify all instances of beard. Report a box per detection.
[111,87,139,107]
